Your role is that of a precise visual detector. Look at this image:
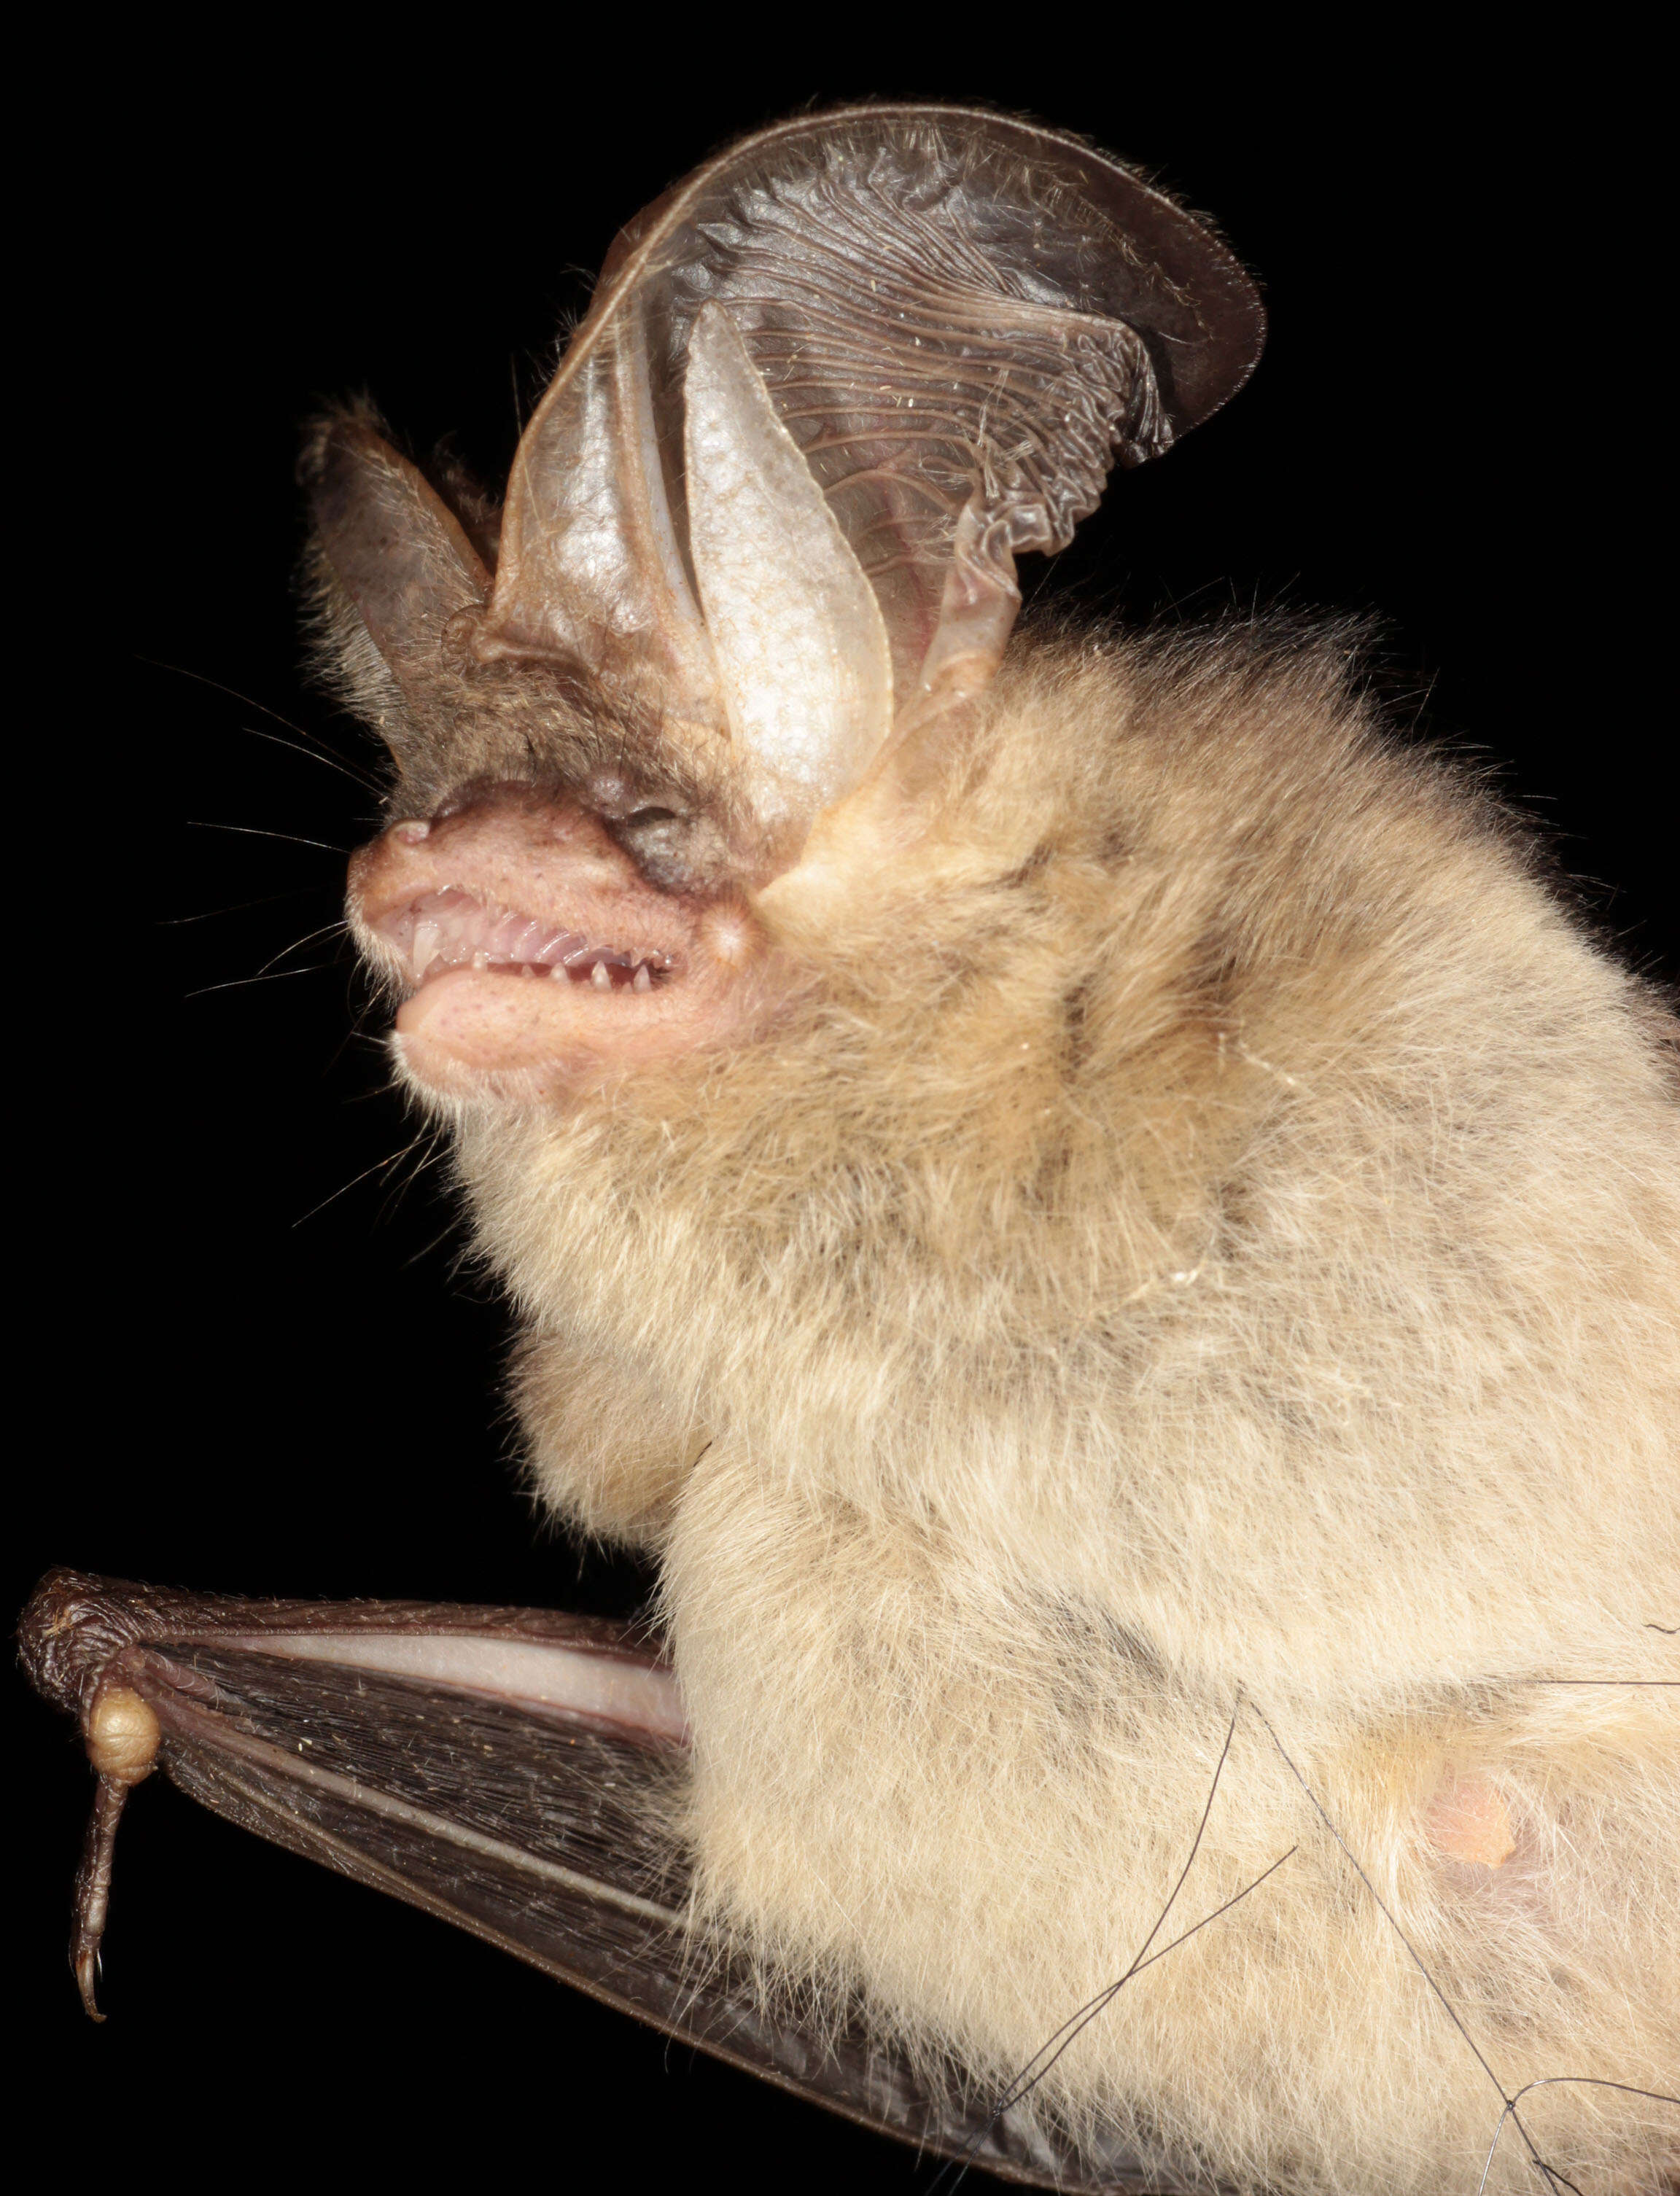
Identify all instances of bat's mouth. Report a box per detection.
[378,887,678,994]
[349,790,770,1099]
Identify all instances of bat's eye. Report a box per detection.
[608,803,726,892]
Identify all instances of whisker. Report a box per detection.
[254,919,351,977]
[313,985,397,1081]
[402,1207,473,1271]
[136,656,319,736]
[1129,1848,1298,1982]
[184,966,338,999]
[134,656,386,793]
[290,1135,429,1229]
[184,820,349,854]
[237,721,385,796]
[372,1122,452,1229]
[160,886,332,926]
[930,1847,1299,2196]
[1537,2168,1584,2195]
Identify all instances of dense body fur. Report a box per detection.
[369,625,1680,2191]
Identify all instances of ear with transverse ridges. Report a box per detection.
[475,106,1264,837]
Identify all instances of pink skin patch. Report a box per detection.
[1425,1769,1517,1869]
[349,790,774,1099]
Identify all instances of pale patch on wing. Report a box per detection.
[242,1632,689,1743]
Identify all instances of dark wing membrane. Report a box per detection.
[126,1643,693,1996]
[21,1570,1166,2192]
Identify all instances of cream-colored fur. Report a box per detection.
[381,622,1677,2191]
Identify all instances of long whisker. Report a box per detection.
[254,919,350,977]
[136,655,321,736]
[134,657,386,794]
[291,1132,432,1229]
[184,967,338,1000]
[1127,1847,1298,1982]
[184,820,349,854]
[373,1121,453,1231]
[160,886,331,926]
[402,1209,474,1271]
[236,721,385,796]
[308,980,397,1083]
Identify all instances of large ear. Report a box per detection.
[477,106,1263,827]
[303,410,492,730]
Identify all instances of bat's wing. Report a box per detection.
[21,1568,1166,2192]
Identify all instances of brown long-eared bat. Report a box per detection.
[23,106,1679,2193]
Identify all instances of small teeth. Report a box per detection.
[393,887,667,992]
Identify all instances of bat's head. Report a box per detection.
[308,108,1264,1521]
[315,109,1261,1107]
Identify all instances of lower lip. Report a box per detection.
[393,963,679,1090]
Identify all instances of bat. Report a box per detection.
[23,103,1678,2193]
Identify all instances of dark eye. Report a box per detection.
[610,804,694,887]
[609,802,732,894]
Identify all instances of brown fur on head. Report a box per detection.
[308,107,1678,2196]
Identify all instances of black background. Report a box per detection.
[18,32,1669,2190]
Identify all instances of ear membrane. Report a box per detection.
[683,303,892,820]
[303,412,491,723]
[472,108,1263,837]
